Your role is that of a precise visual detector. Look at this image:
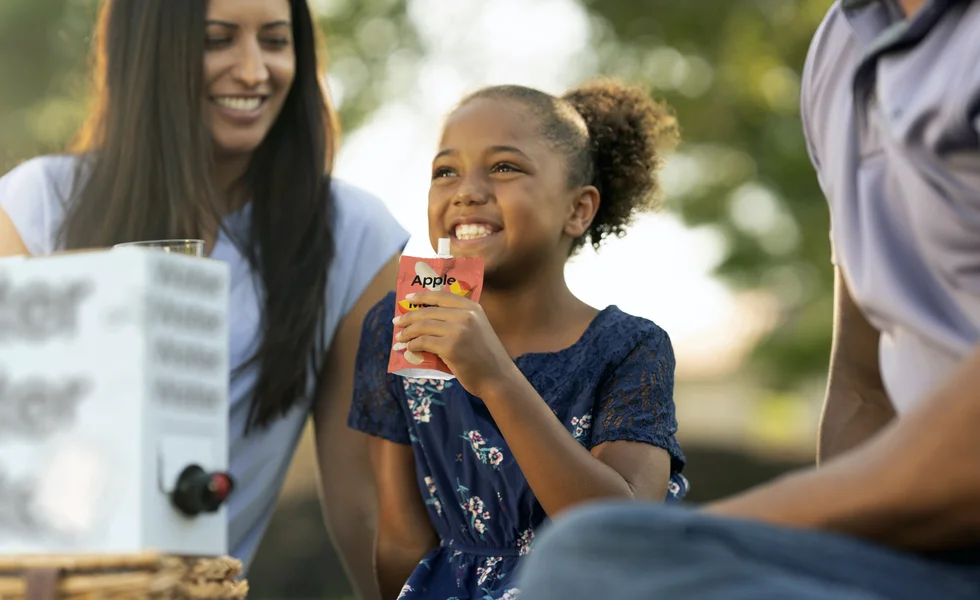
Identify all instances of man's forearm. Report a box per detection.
[818,372,896,464]
[819,268,895,464]
[708,345,980,550]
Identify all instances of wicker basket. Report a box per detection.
[0,553,248,600]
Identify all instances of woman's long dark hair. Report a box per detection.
[64,0,337,431]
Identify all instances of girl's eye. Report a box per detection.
[490,162,521,174]
[432,167,456,180]
[262,38,290,48]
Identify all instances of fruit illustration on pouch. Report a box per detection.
[449,279,472,298]
[392,341,424,365]
[396,299,415,315]
[402,350,425,365]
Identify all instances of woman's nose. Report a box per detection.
[233,40,269,87]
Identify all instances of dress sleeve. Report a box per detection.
[591,328,685,472]
[347,293,411,444]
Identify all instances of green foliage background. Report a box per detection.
[0,0,834,382]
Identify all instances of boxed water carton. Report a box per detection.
[0,246,232,557]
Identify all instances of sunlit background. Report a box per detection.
[0,0,834,597]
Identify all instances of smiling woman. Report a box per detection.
[204,1,297,159]
[0,1,407,599]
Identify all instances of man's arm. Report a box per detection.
[370,437,439,600]
[707,338,980,550]
[312,255,399,600]
[818,268,896,463]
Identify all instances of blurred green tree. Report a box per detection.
[0,0,835,387]
[583,0,836,386]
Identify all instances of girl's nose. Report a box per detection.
[453,178,491,206]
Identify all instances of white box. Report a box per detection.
[0,247,230,556]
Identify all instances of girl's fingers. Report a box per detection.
[405,335,445,356]
[394,306,461,328]
[396,319,454,343]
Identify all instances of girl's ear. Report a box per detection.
[563,185,600,239]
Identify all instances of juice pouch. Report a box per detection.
[388,238,484,379]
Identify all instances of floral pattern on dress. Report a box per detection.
[457,480,491,538]
[463,430,505,469]
[569,413,592,443]
[476,556,503,587]
[396,584,413,600]
[404,378,450,423]
[516,528,534,556]
[668,473,690,499]
[425,476,443,516]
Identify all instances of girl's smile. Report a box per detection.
[429,98,574,283]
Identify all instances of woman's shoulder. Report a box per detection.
[0,154,80,200]
[323,178,408,319]
[2,153,79,179]
[0,153,83,255]
[329,178,404,233]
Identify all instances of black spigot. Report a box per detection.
[171,464,234,517]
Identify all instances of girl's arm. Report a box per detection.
[480,365,673,517]
[369,437,439,600]
[314,255,399,600]
[341,290,438,600]
[394,291,680,518]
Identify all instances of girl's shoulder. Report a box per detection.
[365,290,398,326]
[358,291,397,349]
[584,306,673,367]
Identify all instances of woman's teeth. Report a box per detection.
[455,224,496,240]
[214,96,264,111]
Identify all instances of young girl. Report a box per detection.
[348,79,687,600]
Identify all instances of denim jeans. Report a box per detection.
[516,502,980,599]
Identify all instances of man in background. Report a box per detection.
[517,0,980,597]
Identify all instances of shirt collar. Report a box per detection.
[841,0,962,47]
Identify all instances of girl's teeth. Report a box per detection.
[215,97,263,111]
[455,224,495,240]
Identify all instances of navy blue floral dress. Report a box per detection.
[349,292,688,600]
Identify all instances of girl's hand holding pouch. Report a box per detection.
[393,290,515,398]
